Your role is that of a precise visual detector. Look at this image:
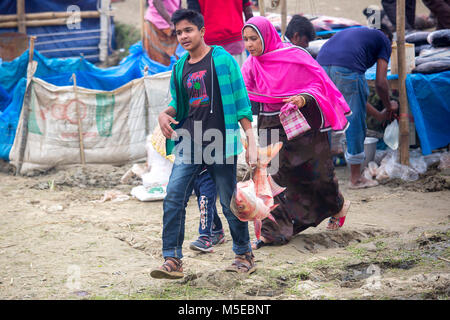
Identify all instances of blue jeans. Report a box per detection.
[193,170,223,239]
[162,143,251,259]
[322,65,369,165]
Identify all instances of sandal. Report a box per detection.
[150,257,184,280]
[327,216,346,231]
[225,252,257,274]
[327,200,351,231]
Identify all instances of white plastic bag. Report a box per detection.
[143,143,173,189]
[383,151,419,181]
[383,119,399,150]
[131,185,166,201]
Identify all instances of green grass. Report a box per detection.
[90,283,219,300]
[346,245,369,259]
[114,22,141,60]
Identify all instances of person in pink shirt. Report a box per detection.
[187,0,253,67]
[143,0,181,66]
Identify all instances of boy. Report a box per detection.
[150,9,257,279]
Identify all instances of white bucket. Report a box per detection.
[342,137,379,169]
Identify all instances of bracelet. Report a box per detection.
[298,95,306,108]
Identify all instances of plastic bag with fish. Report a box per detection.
[230,142,286,240]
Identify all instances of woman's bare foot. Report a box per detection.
[349,176,379,189]
[327,200,351,230]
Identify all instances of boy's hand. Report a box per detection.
[158,112,179,139]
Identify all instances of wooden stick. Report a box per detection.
[29,36,36,62]
[140,0,145,45]
[72,74,86,165]
[437,256,450,263]
[281,0,287,40]
[0,11,100,22]
[15,36,36,176]
[17,0,26,33]
[0,17,82,28]
[396,0,409,165]
[259,0,266,17]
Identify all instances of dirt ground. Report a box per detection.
[0,160,449,300]
[111,0,430,28]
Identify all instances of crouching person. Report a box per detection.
[150,9,257,280]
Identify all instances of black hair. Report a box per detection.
[380,23,393,43]
[285,15,316,42]
[171,9,204,30]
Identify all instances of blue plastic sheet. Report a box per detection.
[405,71,450,155]
[365,61,399,81]
[0,0,114,63]
[0,41,181,160]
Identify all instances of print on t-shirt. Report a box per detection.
[186,70,210,107]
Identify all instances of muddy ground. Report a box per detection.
[0,159,449,300]
[1,0,448,302]
[111,0,430,28]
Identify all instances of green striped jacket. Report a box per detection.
[166,45,253,159]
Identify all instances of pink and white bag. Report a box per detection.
[279,102,311,140]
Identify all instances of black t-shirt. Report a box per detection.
[181,48,225,146]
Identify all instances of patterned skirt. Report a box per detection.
[257,98,345,245]
[143,20,178,66]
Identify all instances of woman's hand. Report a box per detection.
[283,95,306,109]
[246,137,258,169]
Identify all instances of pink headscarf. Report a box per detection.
[241,16,351,132]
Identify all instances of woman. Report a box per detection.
[241,16,352,249]
[143,0,181,66]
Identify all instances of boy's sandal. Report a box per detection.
[225,253,256,274]
[150,257,184,280]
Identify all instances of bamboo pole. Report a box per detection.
[259,0,266,17]
[396,0,409,165]
[15,36,36,176]
[281,0,287,40]
[17,0,26,33]
[29,36,36,62]
[0,18,82,28]
[0,11,100,22]
[72,74,86,166]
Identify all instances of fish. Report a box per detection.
[230,141,286,240]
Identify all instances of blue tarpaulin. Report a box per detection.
[0,0,114,62]
[0,41,183,161]
[405,71,450,155]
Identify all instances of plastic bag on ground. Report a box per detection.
[439,152,450,170]
[368,161,379,177]
[423,152,442,166]
[382,151,419,181]
[131,185,166,202]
